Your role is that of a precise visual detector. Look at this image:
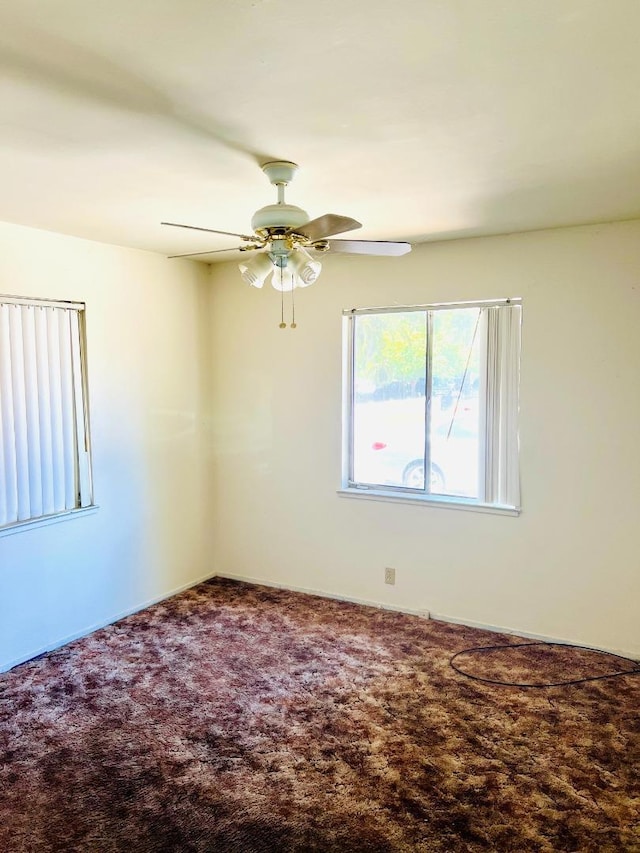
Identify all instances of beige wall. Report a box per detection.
[208,220,640,657]
[0,222,213,670]
[2,218,638,670]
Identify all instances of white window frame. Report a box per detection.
[340,298,522,515]
[0,295,94,534]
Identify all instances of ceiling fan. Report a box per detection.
[162,161,411,292]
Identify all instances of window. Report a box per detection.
[0,296,93,530]
[342,299,521,512]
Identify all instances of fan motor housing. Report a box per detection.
[251,203,309,232]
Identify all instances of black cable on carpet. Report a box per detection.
[450,641,640,688]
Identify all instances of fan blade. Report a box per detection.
[161,221,256,241]
[292,214,361,241]
[168,247,244,259]
[326,239,412,256]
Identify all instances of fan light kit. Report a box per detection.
[162,161,411,324]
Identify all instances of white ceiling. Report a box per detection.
[0,0,639,261]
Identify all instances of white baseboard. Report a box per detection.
[0,569,217,673]
[428,610,639,661]
[5,571,636,672]
[215,572,431,619]
[217,573,639,662]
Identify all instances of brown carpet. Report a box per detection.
[0,578,638,852]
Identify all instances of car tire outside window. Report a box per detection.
[402,460,446,492]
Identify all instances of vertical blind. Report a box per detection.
[484,302,522,508]
[0,299,91,528]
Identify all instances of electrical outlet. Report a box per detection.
[384,567,396,585]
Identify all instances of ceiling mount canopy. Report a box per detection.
[162,160,411,291]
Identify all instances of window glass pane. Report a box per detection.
[429,307,481,498]
[352,312,427,488]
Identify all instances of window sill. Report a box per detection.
[0,505,100,538]
[337,488,520,516]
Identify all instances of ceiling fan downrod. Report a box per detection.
[251,161,310,234]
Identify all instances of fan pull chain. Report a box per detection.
[279,265,286,329]
[276,264,297,329]
[290,284,297,329]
